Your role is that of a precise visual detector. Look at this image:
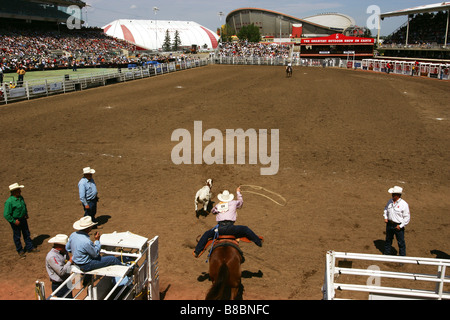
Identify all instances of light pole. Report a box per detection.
[153,7,159,52]
[279,15,283,45]
[218,11,224,43]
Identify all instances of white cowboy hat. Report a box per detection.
[73,216,97,230]
[9,183,24,191]
[83,167,95,174]
[48,234,68,245]
[388,186,403,194]
[218,190,234,202]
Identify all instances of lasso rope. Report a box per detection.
[239,185,287,206]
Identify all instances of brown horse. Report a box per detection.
[286,65,293,77]
[205,240,244,300]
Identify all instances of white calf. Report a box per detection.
[195,179,213,214]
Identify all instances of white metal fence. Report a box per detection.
[323,251,450,300]
[362,59,450,80]
[213,55,342,68]
[36,233,159,301]
[1,58,209,105]
[2,55,447,105]
[213,55,449,80]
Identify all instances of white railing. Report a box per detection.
[361,58,450,80]
[213,55,344,68]
[323,251,450,300]
[35,233,159,301]
[212,55,449,80]
[1,58,210,105]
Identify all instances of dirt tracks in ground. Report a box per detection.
[0,65,449,300]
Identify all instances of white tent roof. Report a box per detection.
[381,2,450,18]
[103,19,219,50]
[302,13,356,30]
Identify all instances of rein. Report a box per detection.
[206,224,220,263]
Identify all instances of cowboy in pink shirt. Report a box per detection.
[211,188,243,221]
[193,187,262,258]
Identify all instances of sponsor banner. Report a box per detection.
[9,87,26,98]
[32,84,47,94]
[302,33,374,45]
[49,82,63,91]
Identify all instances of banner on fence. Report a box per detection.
[32,84,47,94]
[9,87,26,98]
[50,82,63,91]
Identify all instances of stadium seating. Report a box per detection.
[0,25,137,73]
[384,12,450,47]
[218,42,291,59]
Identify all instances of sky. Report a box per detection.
[82,0,440,36]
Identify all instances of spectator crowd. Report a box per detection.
[383,12,450,47]
[0,26,137,75]
[218,41,291,59]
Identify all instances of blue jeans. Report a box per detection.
[10,218,34,253]
[384,222,406,256]
[79,255,122,272]
[194,223,262,254]
[83,199,98,222]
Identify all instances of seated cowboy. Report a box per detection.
[193,187,262,258]
[66,216,122,272]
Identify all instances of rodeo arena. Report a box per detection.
[0,0,449,307]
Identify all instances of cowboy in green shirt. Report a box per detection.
[3,183,38,257]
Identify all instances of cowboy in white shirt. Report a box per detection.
[383,186,410,256]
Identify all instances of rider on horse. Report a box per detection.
[193,187,263,258]
[286,62,292,76]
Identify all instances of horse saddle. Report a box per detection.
[198,235,247,262]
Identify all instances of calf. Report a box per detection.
[195,179,213,215]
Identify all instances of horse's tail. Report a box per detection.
[205,263,232,300]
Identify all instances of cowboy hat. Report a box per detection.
[73,216,97,230]
[388,186,403,194]
[48,234,68,245]
[83,167,95,174]
[218,190,234,202]
[9,183,24,191]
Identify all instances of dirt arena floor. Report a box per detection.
[0,64,449,300]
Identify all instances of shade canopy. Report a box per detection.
[103,19,219,50]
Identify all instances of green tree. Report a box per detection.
[163,29,171,52]
[220,23,236,42]
[237,24,261,42]
[172,30,181,51]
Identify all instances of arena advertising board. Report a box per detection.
[301,33,375,45]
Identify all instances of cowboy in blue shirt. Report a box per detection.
[78,167,98,223]
[66,216,121,272]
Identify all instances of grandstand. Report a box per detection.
[224,7,373,59]
[0,0,148,81]
[0,0,85,25]
[378,2,450,60]
[225,8,367,40]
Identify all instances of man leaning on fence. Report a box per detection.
[46,234,73,298]
[66,216,121,272]
[16,65,26,87]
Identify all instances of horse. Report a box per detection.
[286,65,292,78]
[205,239,244,300]
[195,178,213,217]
